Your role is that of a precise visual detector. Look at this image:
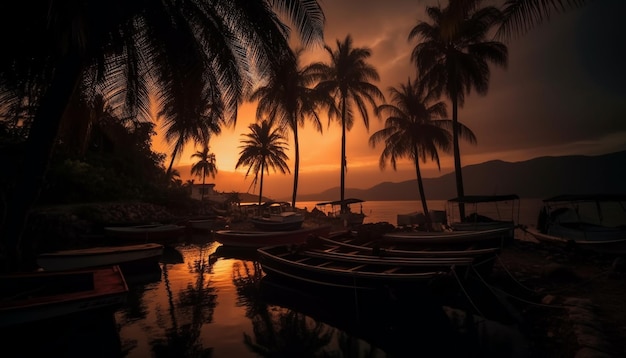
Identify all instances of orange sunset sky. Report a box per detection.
[152,0,626,200]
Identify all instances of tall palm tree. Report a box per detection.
[190,145,218,201]
[235,120,290,207]
[310,35,384,213]
[0,0,325,271]
[370,78,476,230]
[409,1,507,219]
[249,48,331,209]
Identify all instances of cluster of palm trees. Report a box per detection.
[0,0,590,271]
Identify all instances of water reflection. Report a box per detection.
[112,241,529,357]
[151,243,216,357]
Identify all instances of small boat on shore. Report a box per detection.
[523,194,626,254]
[314,231,500,257]
[214,224,332,248]
[315,198,366,227]
[104,223,186,243]
[382,226,511,250]
[446,195,520,242]
[257,243,453,290]
[0,265,128,328]
[250,211,305,231]
[37,243,164,272]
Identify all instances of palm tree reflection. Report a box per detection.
[228,258,346,356]
[152,244,217,357]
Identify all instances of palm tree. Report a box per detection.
[190,145,218,201]
[0,1,325,271]
[310,35,385,213]
[409,1,507,219]
[498,0,588,40]
[370,78,476,230]
[249,48,331,209]
[162,88,225,177]
[235,120,290,207]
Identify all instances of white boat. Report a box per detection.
[248,201,305,231]
[524,194,626,254]
[250,211,305,231]
[37,243,164,271]
[315,198,366,227]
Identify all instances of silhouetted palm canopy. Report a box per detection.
[409,0,507,218]
[163,88,225,176]
[310,35,384,213]
[0,0,325,271]
[249,48,331,209]
[497,0,588,40]
[370,78,476,229]
[191,145,217,201]
[236,120,290,207]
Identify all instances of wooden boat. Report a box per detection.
[315,198,366,227]
[0,265,128,328]
[257,243,453,290]
[382,226,512,250]
[104,223,186,243]
[214,224,332,248]
[307,232,500,267]
[250,211,305,231]
[37,243,164,272]
[523,194,626,254]
[186,216,229,232]
[446,195,520,242]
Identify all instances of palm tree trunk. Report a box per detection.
[451,92,466,220]
[258,162,265,210]
[166,140,183,175]
[1,51,83,272]
[291,122,300,209]
[413,148,432,231]
[201,168,206,202]
[340,97,347,213]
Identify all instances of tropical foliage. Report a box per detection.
[409,0,507,218]
[190,145,218,201]
[236,120,290,207]
[310,35,384,212]
[249,48,331,208]
[370,78,476,229]
[0,0,325,271]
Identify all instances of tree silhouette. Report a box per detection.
[370,78,475,230]
[0,0,325,271]
[409,1,507,219]
[190,145,218,201]
[250,48,331,209]
[235,120,290,207]
[310,35,384,213]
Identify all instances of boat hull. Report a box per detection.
[37,243,164,271]
[214,225,332,248]
[104,224,185,243]
[382,227,510,249]
[257,244,451,290]
[0,265,128,328]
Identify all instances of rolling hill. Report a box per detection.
[292,150,626,201]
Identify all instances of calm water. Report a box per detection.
[7,200,542,357]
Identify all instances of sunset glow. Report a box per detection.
[152,0,626,200]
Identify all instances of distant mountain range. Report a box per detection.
[291,150,626,201]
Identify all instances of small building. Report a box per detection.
[190,183,226,203]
